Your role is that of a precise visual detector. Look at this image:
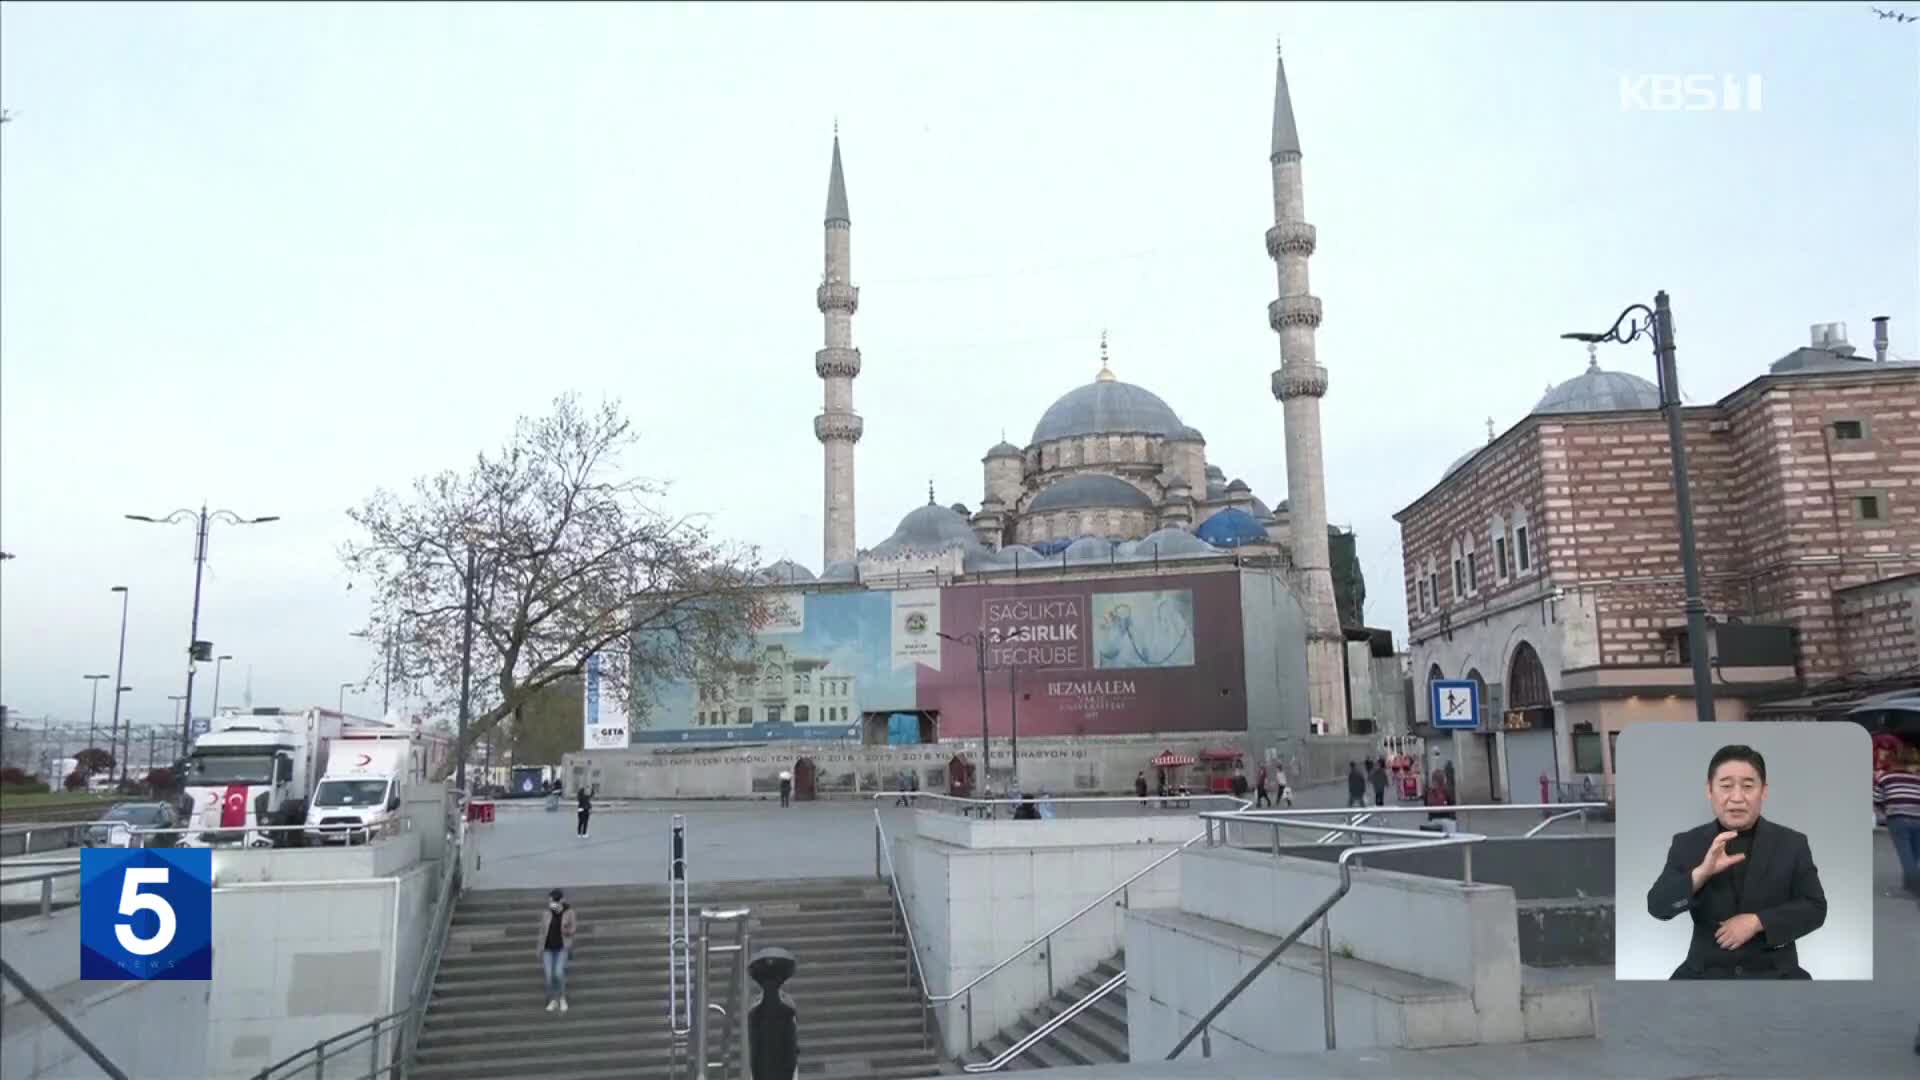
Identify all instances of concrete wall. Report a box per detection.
[212,829,421,885]
[1273,836,1614,900]
[1127,846,1529,1060]
[893,812,1190,1057]
[206,860,436,1078]
[1239,567,1311,765]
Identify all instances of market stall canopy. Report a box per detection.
[1150,750,1195,767]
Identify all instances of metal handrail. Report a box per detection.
[126,816,415,847]
[0,864,82,917]
[1523,805,1600,837]
[872,791,1248,1050]
[870,808,939,1048]
[252,1010,406,1080]
[395,821,465,1071]
[902,791,1247,818]
[962,969,1127,1073]
[1168,818,1484,1059]
[0,955,131,1079]
[1315,811,1372,844]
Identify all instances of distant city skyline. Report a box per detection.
[2,3,1913,723]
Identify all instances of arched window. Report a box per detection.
[1465,667,1487,702]
[1508,642,1550,710]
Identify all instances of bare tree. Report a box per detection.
[343,395,764,778]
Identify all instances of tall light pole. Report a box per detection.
[109,586,130,781]
[1563,290,1714,722]
[126,505,279,753]
[168,695,187,738]
[211,654,234,720]
[83,673,111,753]
[338,682,356,716]
[935,630,992,787]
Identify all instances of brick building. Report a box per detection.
[1395,320,1919,802]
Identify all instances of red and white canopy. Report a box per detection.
[1150,749,1195,768]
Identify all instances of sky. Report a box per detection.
[2,2,1915,731]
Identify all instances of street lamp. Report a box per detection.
[109,586,130,781]
[935,630,994,788]
[168,694,187,736]
[211,654,234,719]
[338,682,356,715]
[1562,290,1714,723]
[83,674,111,756]
[126,505,279,753]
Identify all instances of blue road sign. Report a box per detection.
[1429,679,1482,731]
[80,848,213,981]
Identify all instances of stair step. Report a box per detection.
[413,1041,939,1080]
[425,980,922,1022]
[420,1001,929,1047]
[417,1021,929,1068]
[437,941,907,976]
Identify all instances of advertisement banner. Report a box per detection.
[891,589,942,671]
[758,590,806,635]
[582,653,631,750]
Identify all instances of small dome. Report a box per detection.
[949,502,972,517]
[1534,357,1661,415]
[871,501,983,556]
[1031,377,1186,443]
[1170,425,1206,443]
[1226,478,1252,494]
[1027,474,1155,513]
[1250,496,1284,521]
[1130,528,1221,559]
[983,440,1023,461]
[1063,536,1117,564]
[1196,507,1271,548]
[756,559,816,584]
[1442,447,1480,480]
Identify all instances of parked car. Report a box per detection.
[83,802,178,847]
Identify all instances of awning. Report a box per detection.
[1150,750,1195,768]
[1198,748,1242,761]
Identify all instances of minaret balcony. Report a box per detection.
[1265,222,1317,259]
[814,411,865,443]
[1268,295,1324,331]
[816,282,861,314]
[815,347,863,379]
[1271,363,1329,401]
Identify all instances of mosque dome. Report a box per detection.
[1533,355,1661,415]
[1196,507,1271,548]
[1063,536,1119,564]
[1131,527,1222,559]
[1031,355,1186,443]
[1027,474,1155,513]
[983,440,1023,460]
[870,500,982,556]
[756,559,816,585]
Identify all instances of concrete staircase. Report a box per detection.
[955,954,1128,1072]
[413,877,943,1080]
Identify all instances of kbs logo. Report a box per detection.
[1620,74,1763,112]
[80,848,213,980]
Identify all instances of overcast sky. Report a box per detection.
[2,2,1915,730]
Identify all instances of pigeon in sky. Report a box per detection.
[1872,6,1919,22]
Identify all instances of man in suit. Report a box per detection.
[1647,744,1828,979]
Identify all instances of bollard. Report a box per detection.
[1319,914,1336,1050]
[1461,844,1474,885]
[747,947,798,1080]
[40,878,53,916]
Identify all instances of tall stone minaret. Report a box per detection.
[1265,44,1350,729]
[816,130,863,567]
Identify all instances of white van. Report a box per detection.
[303,737,414,844]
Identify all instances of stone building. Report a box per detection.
[1395,319,1919,802]
[691,644,859,733]
[802,48,1362,728]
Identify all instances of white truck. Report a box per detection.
[180,707,380,847]
[302,727,428,844]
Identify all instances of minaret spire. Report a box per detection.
[815,129,863,567]
[1264,44,1348,729]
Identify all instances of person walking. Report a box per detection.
[1254,765,1272,808]
[539,888,577,1012]
[1230,768,1249,803]
[1346,761,1366,808]
[1873,747,1920,898]
[1369,758,1389,807]
[778,770,793,808]
[575,787,592,839]
[1135,770,1150,810]
[1274,763,1293,808]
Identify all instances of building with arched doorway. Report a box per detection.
[1398,324,1920,801]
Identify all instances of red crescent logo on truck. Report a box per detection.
[355,753,372,766]
[221,785,248,827]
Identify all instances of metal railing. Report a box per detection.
[871,791,1248,1051]
[0,864,82,917]
[690,908,752,1080]
[961,969,1127,1073]
[668,814,693,1037]
[252,1011,408,1080]
[0,821,89,857]
[119,816,415,849]
[870,807,939,1047]
[1165,802,1608,1058]
[902,791,1248,819]
[0,954,130,1079]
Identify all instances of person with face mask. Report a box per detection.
[539,888,577,1011]
[1646,744,1828,979]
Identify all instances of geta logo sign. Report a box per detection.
[80,848,213,981]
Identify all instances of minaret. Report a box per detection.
[816,128,863,567]
[1265,43,1350,728]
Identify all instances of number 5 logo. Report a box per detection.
[81,849,213,981]
[114,867,177,956]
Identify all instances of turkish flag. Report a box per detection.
[220,785,249,828]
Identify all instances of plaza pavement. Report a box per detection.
[465,788,1914,1078]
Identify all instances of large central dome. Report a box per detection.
[1031,366,1185,444]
